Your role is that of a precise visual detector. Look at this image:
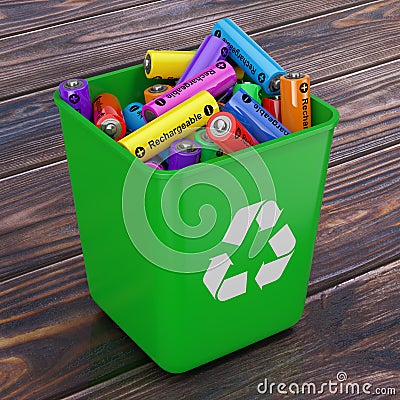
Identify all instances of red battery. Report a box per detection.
[262,95,281,122]
[206,111,259,154]
[93,93,126,141]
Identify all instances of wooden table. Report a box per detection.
[0,1,399,399]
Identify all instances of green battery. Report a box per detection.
[232,82,262,104]
[194,128,224,161]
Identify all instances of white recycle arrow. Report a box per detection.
[203,253,247,301]
[255,224,296,289]
[203,200,296,301]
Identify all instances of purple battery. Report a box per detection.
[168,139,202,170]
[145,160,164,170]
[177,35,229,84]
[59,78,92,121]
[142,60,237,122]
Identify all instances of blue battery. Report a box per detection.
[222,89,291,142]
[123,102,145,132]
[211,18,286,95]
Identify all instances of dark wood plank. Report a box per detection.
[1,256,397,400]
[0,0,156,38]
[2,58,399,180]
[0,0,392,100]
[0,161,81,280]
[309,144,400,294]
[0,256,149,400]
[0,88,67,178]
[61,261,399,400]
[312,60,400,166]
[1,141,398,301]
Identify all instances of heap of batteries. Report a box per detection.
[59,18,311,170]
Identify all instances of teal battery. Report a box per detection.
[222,89,291,142]
[123,102,145,132]
[211,18,286,95]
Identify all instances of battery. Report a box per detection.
[59,78,92,120]
[144,50,195,79]
[262,95,281,122]
[93,93,126,140]
[280,72,311,132]
[211,18,286,95]
[222,88,291,142]
[206,111,258,154]
[178,35,229,83]
[123,102,145,132]
[144,84,173,103]
[119,90,218,162]
[168,139,202,170]
[194,128,224,161]
[142,60,237,122]
[232,82,262,104]
[145,160,164,170]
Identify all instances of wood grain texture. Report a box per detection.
[309,144,400,294]
[0,161,81,280]
[312,60,400,166]
[0,88,67,178]
[0,256,149,400]
[2,57,399,180]
[0,0,157,38]
[1,141,398,297]
[63,260,399,400]
[0,0,395,100]
[1,259,394,400]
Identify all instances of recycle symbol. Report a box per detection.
[203,200,296,301]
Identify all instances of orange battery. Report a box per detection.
[93,93,126,141]
[144,84,173,103]
[206,111,258,154]
[280,72,311,132]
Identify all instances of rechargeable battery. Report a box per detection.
[194,128,224,161]
[119,90,218,162]
[123,102,145,132]
[93,93,126,140]
[168,139,202,170]
[280,72,311,132]
[223,89,291,143]
[144,84,173,103]
[232,82,262,104]
[59,78,92,120]
[178,35,229,83]
[211,18,286,95]
[142,60,236,122]
[145,160,164,170]
[206,111,258,154]
[144,50,195,79]
[262,95,281,122]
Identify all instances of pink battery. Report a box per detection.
[142,60,237,122]
[206,111,259,154]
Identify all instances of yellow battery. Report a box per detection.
[234,65,245,80]
[119,90,218,162]
[144,50,195,79]
[280,72,311,132]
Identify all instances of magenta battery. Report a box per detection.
[59,78,92,120]
[142,60,237,122]
[177,35,230,83]
[222,88,291,142]
[168,139,202,170]
[145,160,164,170]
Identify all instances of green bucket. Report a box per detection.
[54,64,339,373]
